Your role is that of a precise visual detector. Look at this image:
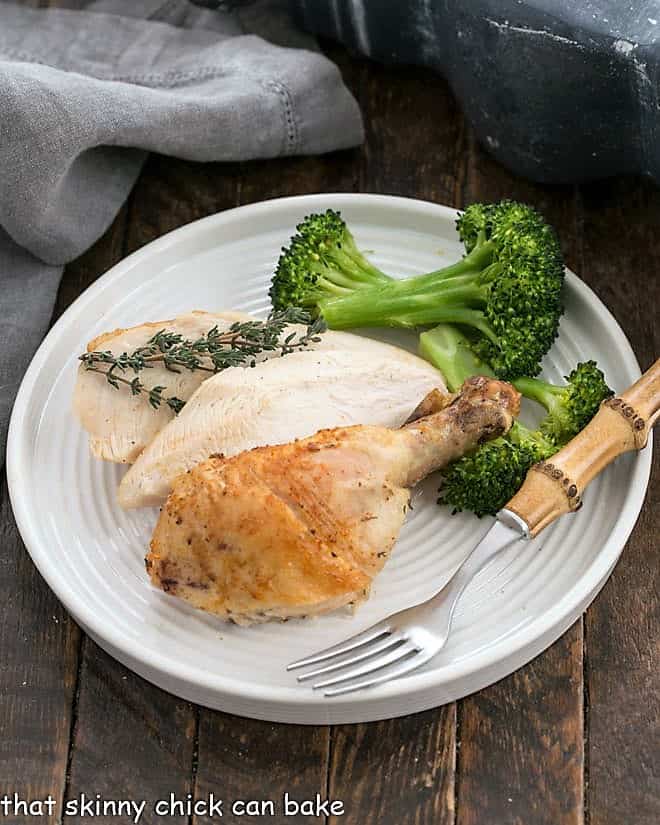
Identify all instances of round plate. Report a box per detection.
[7,194,651,724]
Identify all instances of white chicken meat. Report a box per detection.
[73,311,256,464]
[119,335,446,508]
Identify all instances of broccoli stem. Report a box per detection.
[316,239,499,330]
[421,324,611,450]
[318,278,490,329]
[419,324,494,392]
[420,323,569,417]
[325,243,392,286]
[384,239,495,292]
[312,269,364,293]
[512,376,564,417]
[272,203,566,382]
[508,419,554,452]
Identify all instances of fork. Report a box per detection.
[287,517,525,696]
[288,360,660,697]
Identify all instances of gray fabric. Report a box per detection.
[0,0,363,460]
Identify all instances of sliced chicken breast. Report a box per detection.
[73,311,255,464]
[119,337,446,509]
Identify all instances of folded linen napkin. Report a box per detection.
[0,0,363,462]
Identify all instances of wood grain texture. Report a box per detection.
[356,58,468,204]
[124,156,241,255]
[457,136,586,825]
[63,641,196,825]
[458,625,585,825]
[579,178,660,825]
[0,199,130,825]
[57,160,225,825]
[193,714,330,825]
[124,157,336,825]
[52,204,199,825]
[329,706,456,825]
[0,475,80,825]
[121,77,367,822]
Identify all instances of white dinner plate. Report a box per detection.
[7,194,652,724]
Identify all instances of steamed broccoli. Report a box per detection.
[419,324,612,516]
[270,201,565,379]
[513,367,613,446]
[437,430,552,519]
[269,209,392,310]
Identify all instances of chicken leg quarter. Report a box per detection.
[147,377,520,623]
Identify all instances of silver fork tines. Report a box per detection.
[295,632,406,682]
[323,649,437,697]
[312,640,419,690]
[287,623,392,672]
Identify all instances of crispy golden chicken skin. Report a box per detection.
[147,377,520,623]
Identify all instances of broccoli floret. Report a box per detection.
[514,361,613,445]
[271,201,565,380]
[439,425,555,517]
[269,209,392,310]
[420,324,612,516]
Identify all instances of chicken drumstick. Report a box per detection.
[147,376,520,623]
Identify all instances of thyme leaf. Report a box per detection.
[79,307,325,414]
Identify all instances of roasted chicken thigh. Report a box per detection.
[147,377,520,623]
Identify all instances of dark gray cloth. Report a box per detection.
[0,0,363,460]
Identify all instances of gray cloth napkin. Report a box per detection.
[0,0,363,461]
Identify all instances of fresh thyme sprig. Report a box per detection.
[79,307,326,413]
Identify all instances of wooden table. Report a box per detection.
[1,41,658,825]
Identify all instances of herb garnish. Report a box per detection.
[79,307,326,413]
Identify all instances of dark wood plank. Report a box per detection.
[191,117,362,825]
[123,155,334,825]
[329,706,456,825]
[194,715,330,825]
[188,157,338,822]
[358,60,468,205]
[92,86,364,822]
[4,15,655,823]
[579,177,660,825]
[121,137,362,825]
[458,625,584,825]
[190,49,371,825]
[457,135,586,825]
[124,156,241,253]
[326,60,466,825]
[63,640,196,825]
[184,155,349,823]
[54,196,198,823]
[0,474,80,825]
[57,202,197,822]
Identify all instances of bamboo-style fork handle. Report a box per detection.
[503,358,660,537]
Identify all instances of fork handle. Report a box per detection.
[504,358,660,537]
